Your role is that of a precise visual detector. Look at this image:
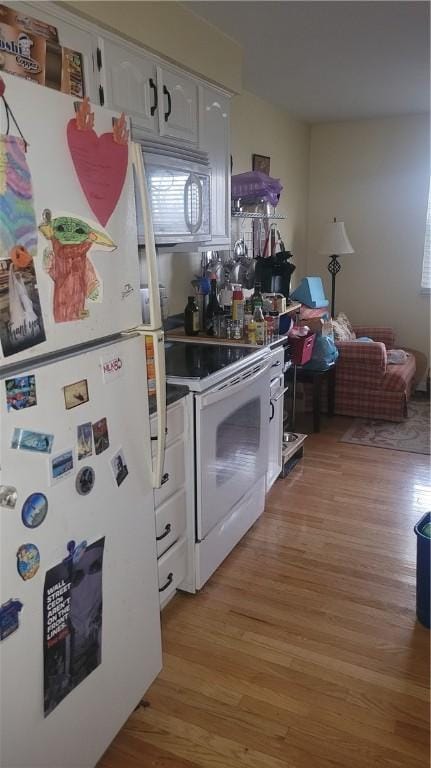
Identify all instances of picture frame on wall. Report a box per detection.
[252,154,270,175]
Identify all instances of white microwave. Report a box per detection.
[135,140,211,247]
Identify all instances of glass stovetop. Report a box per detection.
[165,341,258,380]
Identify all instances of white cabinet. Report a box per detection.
[199,85,231,247]
[267,349,286,491]
[150,396,193,608]
[99,38,158,132]
[98,42,198,142]
[157,66,198,143]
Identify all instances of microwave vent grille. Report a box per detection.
[135,136,209,166]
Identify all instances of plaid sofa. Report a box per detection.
[334,325,416,421]
[301,325,416,422]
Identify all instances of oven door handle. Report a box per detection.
[200,363,271,408]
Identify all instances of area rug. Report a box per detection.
[341,400,430,455]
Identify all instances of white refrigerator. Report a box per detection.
[0,72,166,767]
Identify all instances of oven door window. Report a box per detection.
[195,367,270,540]
[215,399,260,487]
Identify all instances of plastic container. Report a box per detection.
[144,335,156,396]
[269,310,280,337]
[289,332,316,365]
[414,512,431,628]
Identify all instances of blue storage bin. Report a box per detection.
[414,512,430,628]
[290,277,329,309]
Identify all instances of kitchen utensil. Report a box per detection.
[233,237,246,259]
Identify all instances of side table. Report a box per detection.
[290,362,336,433]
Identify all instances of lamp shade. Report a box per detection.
[319,220,354,256]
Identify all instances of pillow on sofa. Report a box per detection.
[332,312,356,341]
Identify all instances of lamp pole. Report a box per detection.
[327,254,341,318]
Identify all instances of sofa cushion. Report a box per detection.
[333,312,356,341]
[382,354,416,392]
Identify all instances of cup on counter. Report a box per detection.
[213,315,226,338]
[225,319,233,340]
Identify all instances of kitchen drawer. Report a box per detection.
[154,438,186,507]
[158,535,187,608]
[151,399,185,451]
[155,488,187,557]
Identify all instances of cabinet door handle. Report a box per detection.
[156,523,172,541]
[149,78,158,116]
[269,401,275,422]
[161,472,170,485]
[159,572,173,592]
[163,85,172,122]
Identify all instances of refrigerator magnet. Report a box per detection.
[110,448,129,487]
[11,428,53,454]
[49,449,74,486]
[16,543,40,580]
[92,417,109,455]
[63,379,89,410]
[75,466,95,496]
[77,422,92,460]
[5,374,37,412]
[21,492,48,528]
[0,599,23,641]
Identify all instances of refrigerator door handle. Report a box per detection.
[131,142,162,331]
[152,330,167,488]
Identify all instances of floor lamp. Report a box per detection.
[319,218,354,317]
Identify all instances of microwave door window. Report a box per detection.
[184,173,203,234]
[146,164,210,237]
[149,167,188,235]
[215,398,261,487]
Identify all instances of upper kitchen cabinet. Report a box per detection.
[157,66,198,143]
[199,85,231,247]
[98,38,158,133]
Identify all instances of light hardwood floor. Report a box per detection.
[99,415,430,768]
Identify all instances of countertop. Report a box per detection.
[148,383,189,416]
[149,336,290,415]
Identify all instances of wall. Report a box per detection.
[230,90,311,289]
[307,115,430,361]
[151,90,311,313]
[63,0,242,93]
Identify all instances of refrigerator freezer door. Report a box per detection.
[0,73,142,368]
[0,335,161,768]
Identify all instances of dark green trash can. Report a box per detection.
[414,512,431,628]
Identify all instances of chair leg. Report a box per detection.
[312,376,320,432]
[328,366,336,416]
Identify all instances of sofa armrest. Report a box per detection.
[335,341,387,387]
[352,325,395,348]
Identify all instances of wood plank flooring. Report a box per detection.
[99,415,430,768]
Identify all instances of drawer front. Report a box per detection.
[154,438,186,507]
[158,536,187,608]
[155,488,187,557]
[151,399,185,451]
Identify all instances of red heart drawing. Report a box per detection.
[67,119,128,227]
